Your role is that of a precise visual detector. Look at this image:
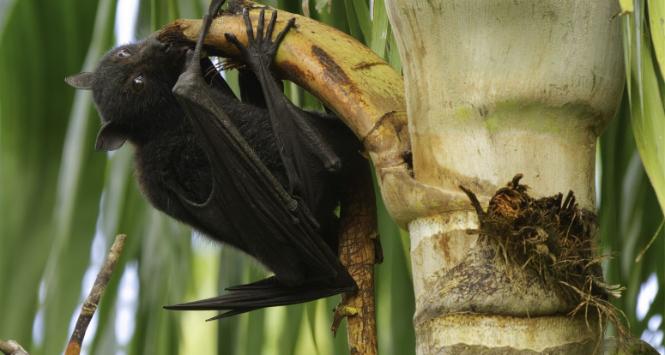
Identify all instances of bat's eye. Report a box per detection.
[117,49,131,58]
[133,75,145,88]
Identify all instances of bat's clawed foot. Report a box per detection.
[225,8,296,70]
[331,304,359,336]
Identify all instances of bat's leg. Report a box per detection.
[225,9,341,193]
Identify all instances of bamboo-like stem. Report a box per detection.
[334,160,379,355]
[384,0,624,353]
[64,234,127,355]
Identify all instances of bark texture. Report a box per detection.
[336,160,379,355]
[384,0,624,353]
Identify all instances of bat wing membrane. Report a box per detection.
[164,1,354,315]
[170,67,341,279]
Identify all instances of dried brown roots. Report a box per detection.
[460,174,627,339]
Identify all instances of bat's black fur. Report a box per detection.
[65,0,359,317]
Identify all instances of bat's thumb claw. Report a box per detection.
[183,49,197,69]
[185,49,195,61]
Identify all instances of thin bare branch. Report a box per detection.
[64,234,127,355]
[635,219,664,263]
[0,340,28,355]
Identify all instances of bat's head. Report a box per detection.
[65,36,191,151]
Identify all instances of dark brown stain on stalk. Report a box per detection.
[311,45,352,86]
[353,61,387,70]
[280,61,313,83]
[436,233,451,261]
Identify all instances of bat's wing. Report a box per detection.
[164,0,353,315]
[164,57,351,314]
[168,276,350,319]
[170,61,341,276]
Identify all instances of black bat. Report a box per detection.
[65,0,359,318]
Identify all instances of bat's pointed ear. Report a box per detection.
[65,72,95,90]
[95,122,127,151]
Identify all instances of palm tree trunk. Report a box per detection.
[383,0,624,353]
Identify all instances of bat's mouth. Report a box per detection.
[146,36,191,62]
[163,43,190,56]
[156,41,191,73]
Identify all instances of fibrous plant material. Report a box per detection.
[460,175,626,339]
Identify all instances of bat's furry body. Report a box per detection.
[65,0,358,318]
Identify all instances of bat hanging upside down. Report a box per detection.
[65,0,360,319]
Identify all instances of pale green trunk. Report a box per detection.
[381,0,624,353]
